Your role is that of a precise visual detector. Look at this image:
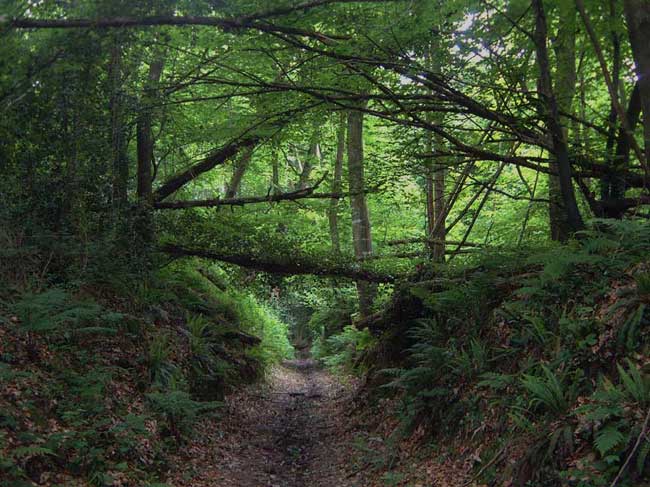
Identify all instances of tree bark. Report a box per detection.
[623,0,650,169]
[548,0,577,241]
[329,112,345,253]
[532,0,584,239]
[347,108,376,316]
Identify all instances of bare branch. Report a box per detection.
[155,173,335,209]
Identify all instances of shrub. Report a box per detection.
[313,325,374,372]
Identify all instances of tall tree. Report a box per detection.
[532,0,584,238]
[329,112,345,254]
[623,0,650,169]
[347,108,376,316]
[424,43,446,262]
[548,0,577,241]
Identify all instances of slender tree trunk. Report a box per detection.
[109,36,128,210]
[623,0,650,169]
[347,108,376,316]
[226,145,254,198]
[425,132,446,262]
[424,42,446,261]
[548,0,577,241]
[533,0,583,239]
[137,57,164,203]
[425,158,435,250]
[329,112,345,253]
[432,145,446,261]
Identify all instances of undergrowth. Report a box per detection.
[0,238,293,486]
[321,219,650,486]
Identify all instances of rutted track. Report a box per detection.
[168,359,360,487]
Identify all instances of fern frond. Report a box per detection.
[594,425,625,456]
[12,445,56,459]
[617,360,649,406]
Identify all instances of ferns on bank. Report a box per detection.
[370,220,650,485]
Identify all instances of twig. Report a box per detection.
[462,446,506,486]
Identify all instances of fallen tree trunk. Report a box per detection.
[159,243,396,283]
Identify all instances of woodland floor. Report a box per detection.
[167,357,364,487]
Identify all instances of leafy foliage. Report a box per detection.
[313,325,375,372]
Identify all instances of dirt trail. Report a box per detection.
[169,359,361,487]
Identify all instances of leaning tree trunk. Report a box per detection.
[533,0,584,239]
[226,145,254,198]
[271,142,281,195]
[623,0,650,170]
[347,108,376,317]
[329,112,345,254]
[548,0,577,241]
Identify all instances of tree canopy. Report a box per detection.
[3,1,650,485]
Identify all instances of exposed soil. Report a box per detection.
[168,358,363,486]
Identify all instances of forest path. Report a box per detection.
[169,358,360,486]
